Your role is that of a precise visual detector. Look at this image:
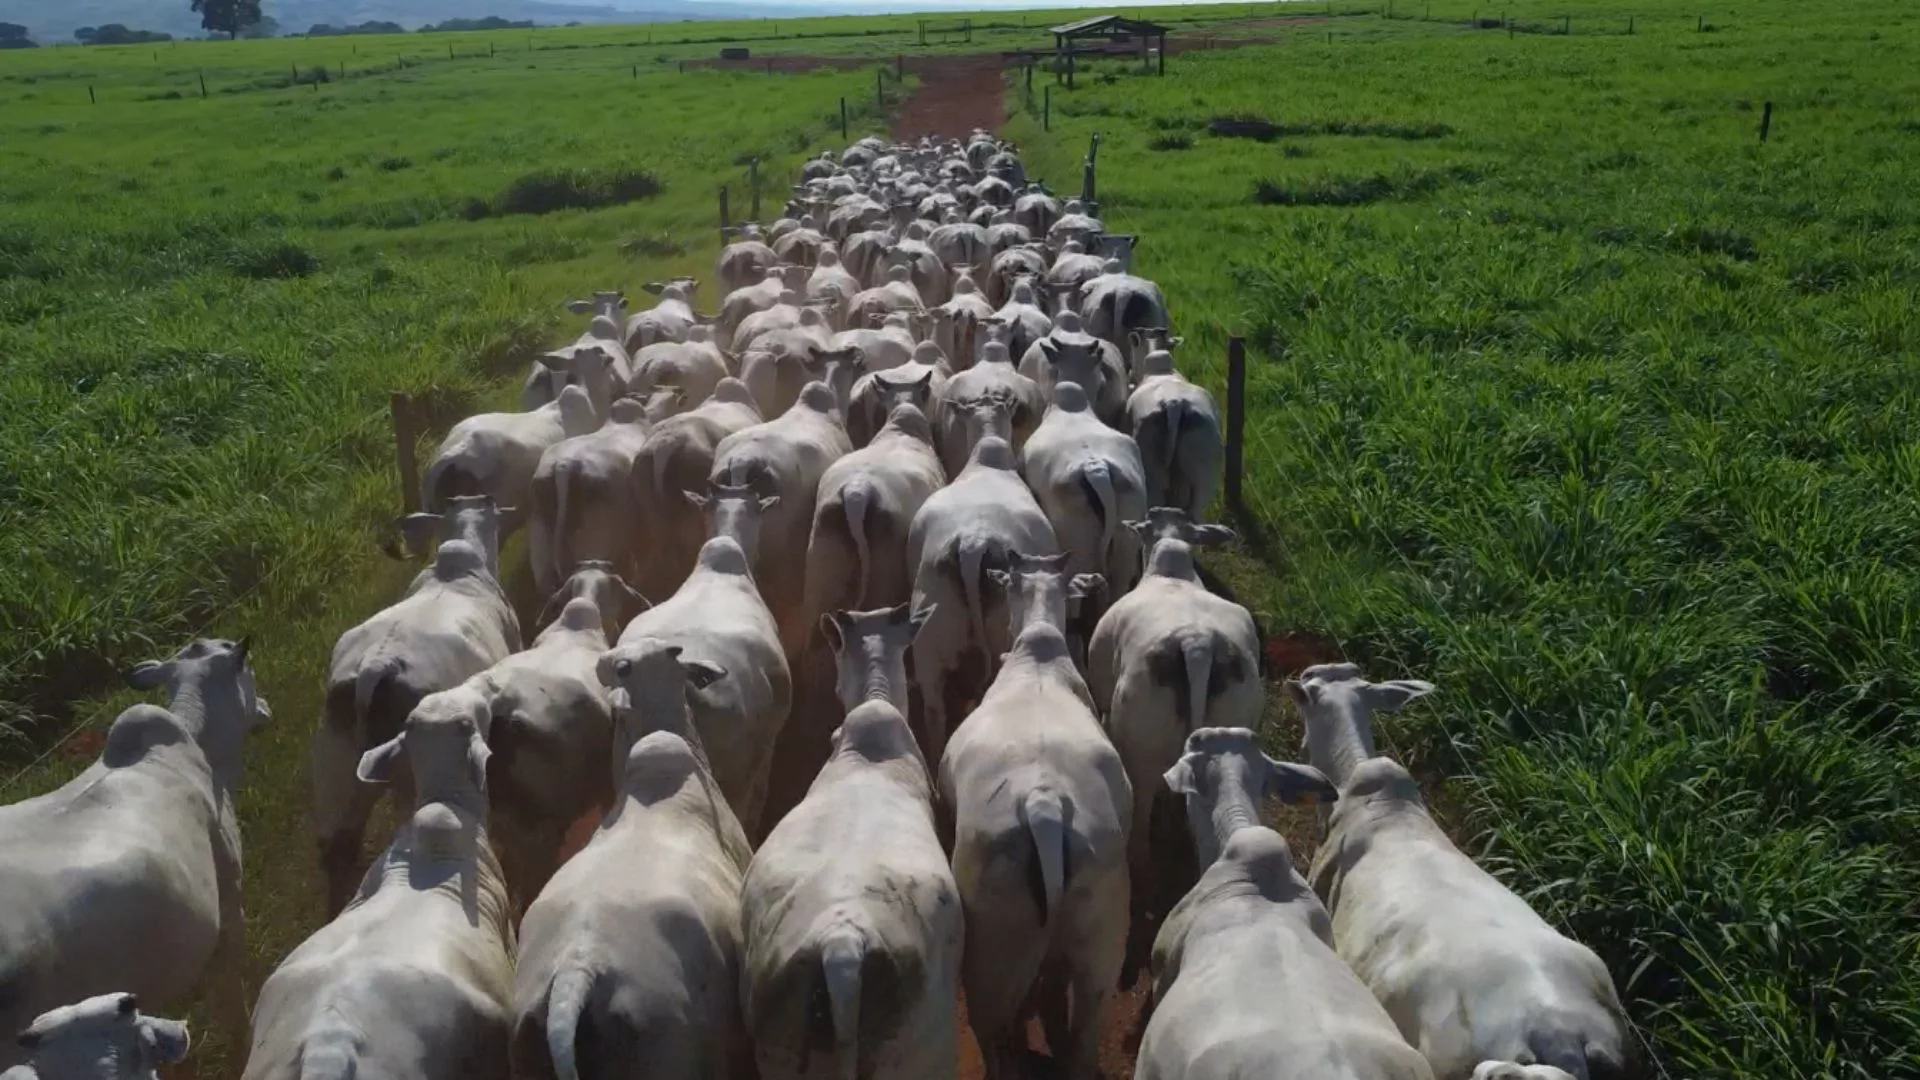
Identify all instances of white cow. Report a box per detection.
[426,356,608,524]
[628,378,763,603]
[740,701,961,1080]
[844,263,928,331]
[1474,1067,1580,1080]
[830,312,919,376]
[1080,261,1171,350]
[628,325,732,412]
[245,685,516,1080]
[615,537,791,838]
[1128,348,1223,522]
[0,641,267,1071]
[988,277,1053,362]
[938,555,1129,1080]
[1296,665,1635,1080]
[931,340,1044,479]
[905,435,1058,762]
[1018,312,1128,429]
[845,348,946,449]
[1140,728,1415,1080]
[807,247,864,328]
[314,530,519,914]
[511,650,753,1080]
[528,403,652,599]
[717,226,778,295]
[717,265,811,351]
[1020,381,1148,604]
[739,342,862,422]
[1087,528,1257,983]
[930,269,997,367]
[3,994,191,1080]
[805,403,947,621]
[623,277,702,354]
[478,579,630,913]
[709,383,853,653]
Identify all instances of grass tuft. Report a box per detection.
[493,166,664,216]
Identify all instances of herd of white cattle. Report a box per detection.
[0,132,1635,1080]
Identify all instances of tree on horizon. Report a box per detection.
[190,0,262,39]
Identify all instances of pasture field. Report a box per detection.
[1,0,1916,1078]
[1008,1,1920,1075]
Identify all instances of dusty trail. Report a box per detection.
[893,54,1009,140]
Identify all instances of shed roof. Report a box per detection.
[1050,13,1170,36]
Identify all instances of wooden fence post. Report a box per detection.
[749,158,761,222]
[719,186,731,246]
[88,85,96,104]
[1224,337,1247,512]
[391,393,421,515]
[199,72,208,97]
[840,97,848,138]
[876,67,885,108]
[1082,132,1100,208]
[1044,84,1052,130]
[1759,100,1773,142]
[896,53,903,78]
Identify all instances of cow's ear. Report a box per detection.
[682,489,711,509]
[1193,524,1237,547]
[907,603,936,642]
[819,612,849,655]
[1068,574,1104,601]
[1265,757,1338,806]
[1162,754,1200,796]
[1360,680,1434,713]
[356,737,404,784]
[683,660,727,691]
[126,660,171,690]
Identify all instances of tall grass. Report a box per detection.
[1009,1,1920,1074]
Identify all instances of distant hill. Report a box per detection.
[4,0,805,43]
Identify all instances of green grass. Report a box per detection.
[1009,2,1920,1075]
[0,34,896,735]
[5,1,1918,1077]
[0,21,908,1078]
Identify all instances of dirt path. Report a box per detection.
[894,54,1009,140]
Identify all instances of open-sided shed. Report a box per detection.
[1050,13,1169,82]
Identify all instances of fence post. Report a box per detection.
[1627,15,1633,33]
[390,394,421,515]
[896,53,903,78]
[88,85,96,104]
[749,157,761,222]
[719,186,730,246]
[1082,132,1100,208]
[1224,337,1246,512]
[876,67,884,108]
[199,72,208,97]
[1044,84,1052,130]
[840,96,848,138]
[1562,14,1570,33]
[1067,50,1075,89]
[1759,100,1773,142]
[448,43,454,59]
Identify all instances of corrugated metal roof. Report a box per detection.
[1050,13,1169,35]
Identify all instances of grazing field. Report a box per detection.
[1,0,1916,1078]
[1009,1,1920,1075]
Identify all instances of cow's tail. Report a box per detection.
[843,479,873,609]
[958,534,995,678]
[1160,398,1187,482]
[819,929,864,1080]
[1077,459,1118,572]
[1182,634,1212,732]
[353,656,399,736]
[1021,787,1067,924]
[545,968,594,1080]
